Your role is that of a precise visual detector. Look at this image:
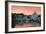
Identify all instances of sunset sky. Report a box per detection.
[11,6,41,15]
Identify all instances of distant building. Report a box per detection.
[31,12,38,21]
